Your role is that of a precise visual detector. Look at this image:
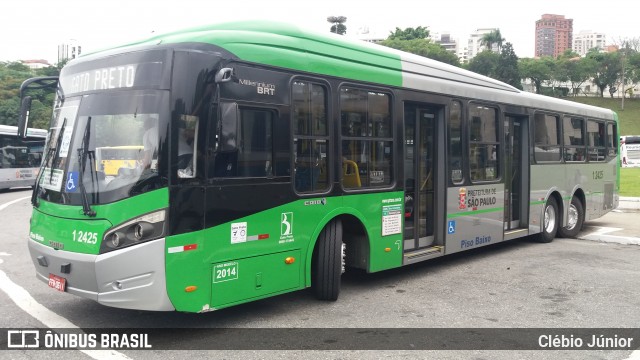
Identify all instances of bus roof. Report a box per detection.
[80,21,615,121]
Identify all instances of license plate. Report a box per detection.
[48,274,66,292]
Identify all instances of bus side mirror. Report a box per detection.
[18,76,59,138]
[215,68,236,83]
[18,96,32,138]
[219,102,239,152]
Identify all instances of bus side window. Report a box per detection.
[533,113,561,162]
[236,108,273,177]
[293,81,329,193]
[339,87,392,189]
[606,122,617,156]
[213,151,238,177]
[177,115,198,178]
[211,107,274,178]
[448,101,463,183]
[587,120,606,162]
[563,116,585,162]
[468,105,499,181]
[209,102,238,178]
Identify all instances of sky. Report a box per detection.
[2,0,637,64]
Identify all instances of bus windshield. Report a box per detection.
[36,90,169,205]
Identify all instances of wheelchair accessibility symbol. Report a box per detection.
[66,172,78,192]
[447,220,456,234]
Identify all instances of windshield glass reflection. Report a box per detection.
[36,90,168,205]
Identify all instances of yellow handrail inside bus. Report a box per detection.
[342,159,361,187]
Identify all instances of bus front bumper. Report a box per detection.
[28,238,175,311]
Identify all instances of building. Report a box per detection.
[573,30,606,56]
[58,40,82,63]
[431,32,458,55]
[20,59,52,70]
[457,46,469,64]
[605,44,619,53]
[467,28,499,61]
[535,14,573,58]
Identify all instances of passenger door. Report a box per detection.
[503,115,529,238]
[403,104,439,252]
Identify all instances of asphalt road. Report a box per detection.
[1,188,639,360]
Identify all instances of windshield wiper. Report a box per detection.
[77,117,96,217]
[49,117,67,185]
[31,146,56,207]
[32,118,67,207]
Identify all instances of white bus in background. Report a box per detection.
[0,124,47,190]
[620,135,640,167]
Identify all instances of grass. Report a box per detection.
[620,168,640,197]
[567,97,640,135]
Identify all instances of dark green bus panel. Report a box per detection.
[164,192,404,312]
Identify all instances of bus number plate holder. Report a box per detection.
[48,274,66,292]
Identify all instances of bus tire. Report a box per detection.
[558,196,584,239]
[312,219,343,301]
[537,197,559,243]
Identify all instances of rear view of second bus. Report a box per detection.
[621,135,640,167]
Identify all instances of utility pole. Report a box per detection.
[620,39,631,111]
[621,43,626,111]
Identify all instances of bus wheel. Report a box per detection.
[558,197,584,238]
[537,197,559,243]
[312,219,343,301]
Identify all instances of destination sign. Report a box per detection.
[66,64,137,94]
[59,59,165,96]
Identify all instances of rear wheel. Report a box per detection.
[537,197,559,243]
[312,219,343,301]
[558,196,584,238]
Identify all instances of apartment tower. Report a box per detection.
[535,14,573,58]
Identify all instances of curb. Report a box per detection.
[618,197,640,211]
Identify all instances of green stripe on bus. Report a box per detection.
[447,207,504,218]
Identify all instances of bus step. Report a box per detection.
[403,246,444,265]
[503,228,528,241]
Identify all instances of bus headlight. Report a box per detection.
[100,209,166,254]
[134,222,154,240]
[110,232,123,247]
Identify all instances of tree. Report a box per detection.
[613,37,640,108]
[379,37,460,67]
[466,50,499,76]
[0,98,20,126]
[587,50,622,97]
[627,51,640,84]
[480,29,505,53]
[327,16,347,35]
[0,62,32,125]
[0,61,59,128]
[5,61,30,72]
[557,55,595,96]
[519,57,553,94]
[387,26,430,41]
[545,55,569,96]
[494,43,522,89]
[56,58,70,71]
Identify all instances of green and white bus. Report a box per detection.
[21,21,619,312]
